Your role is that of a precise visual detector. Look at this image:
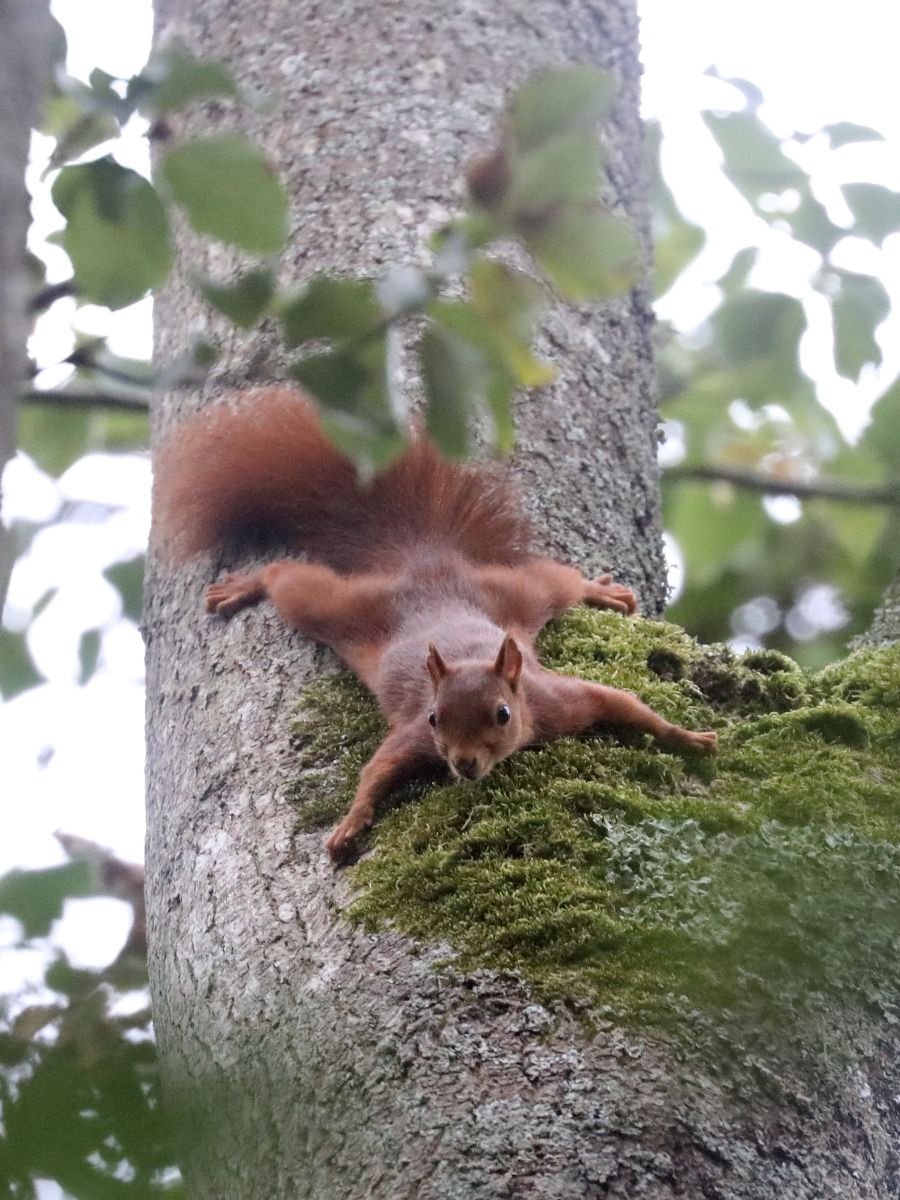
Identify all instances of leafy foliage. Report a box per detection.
[0,857,179,1198]
[33,54,632,472]
[654,75,900,665]
[50,158,173,309]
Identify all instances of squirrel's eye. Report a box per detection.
[428,711,437,727]
[497,704,511,725]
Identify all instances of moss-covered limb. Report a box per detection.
[290,609,900,1062]
[854,567,900,649]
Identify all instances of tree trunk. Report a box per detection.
[0,0,53,611]
[144,3,898,1197]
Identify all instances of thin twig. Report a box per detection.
[665,464,900,506]
[19,387,150,412]
[27,280,78,314]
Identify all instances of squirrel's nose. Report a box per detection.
[453,756,480,780]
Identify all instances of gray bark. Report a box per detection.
[144,2,899,1197]
[0,0,53,611]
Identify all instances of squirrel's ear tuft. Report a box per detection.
[494,634,523,690]
[426,643,449,689]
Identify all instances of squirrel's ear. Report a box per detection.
[494,634,523,690]
[426,643,449,689]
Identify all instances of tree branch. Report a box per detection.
[20,387,150,412]
[27,279,77,314]
[665,463,900,506]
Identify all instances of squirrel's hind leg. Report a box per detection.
[473,560,637,634]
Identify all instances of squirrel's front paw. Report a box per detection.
[325,809,373,866]
[588,575,638,616]
[667,728,718,756]
[205,573,263,616]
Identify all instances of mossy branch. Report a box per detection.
[290,608,900,1070]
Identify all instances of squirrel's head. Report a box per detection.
[425,635,526,781]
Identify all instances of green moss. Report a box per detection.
[288,672,386,827]
[290,611,900,1059]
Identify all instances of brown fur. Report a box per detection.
[153,387,532,571]
[155,386,717,864]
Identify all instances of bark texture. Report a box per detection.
[0,0,53,610]
[145,2,899,1197]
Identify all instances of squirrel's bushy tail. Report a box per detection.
[153,387,534,572]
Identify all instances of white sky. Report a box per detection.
[2,0,900,986]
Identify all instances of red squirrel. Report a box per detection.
[154,387,717,864]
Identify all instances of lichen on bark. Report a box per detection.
[292,609,900,1068]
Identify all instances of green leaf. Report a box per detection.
[196,267,275,328]
[0,864,93,938]
[289,350,367,413]
[786,193,843,256]
[717,247,758,294]
[159,134,289,254]
[289,338,403,475]
[0,627,41,700]
[704,111,806,202]
[421,324,487,458]
[104,558,144,623]
[87,68,131,117]
[42,86,121,172]
[831,271,889,380]
[842,183,900,245]
[508,131,603,212]
[861,378,900,473]
[654,214,704,299]
[510,67,616,150]
[79,629,102,684]
[664,482,766,588]
[18,396,148,476]
[523,207,640,301]
[128,42,239,115]
[469,259,554,386]
[280,277,380,346]
[809,497,888,570]
[43,954,101,998]
[18,404,92,475]
[317,413,406,478]
[823,122,884,148]
[428,300,518,454]
[42,74,130,141]
[51,157,173,308]
[713,290,805,371]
